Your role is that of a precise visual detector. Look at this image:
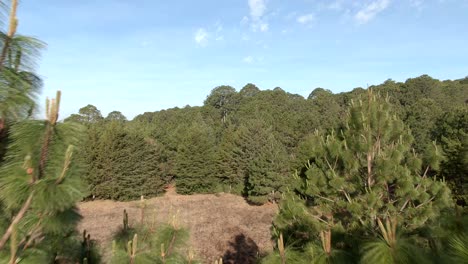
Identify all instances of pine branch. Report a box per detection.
[399,199,410,212]
[415,197,435,209]
[55,145,73,184]
[19,213,44,251]
[0,91,62,250]
[38,124,52,180]
[315,194,335,203]
[0,192,34,250]
[166,231,177,257]
[21,229,43,251]
[0,0,19,70]
[8,224,17,264]
[341,189,352,203]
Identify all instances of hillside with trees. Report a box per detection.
[65,76,468,207]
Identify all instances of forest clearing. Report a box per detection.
[79,190,277,263]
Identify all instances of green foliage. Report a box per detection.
[262,239,351,264]
[360,239,425,264]
[65,75,467,206]
[204,85,238,123]
[0,33,45,162]
[299,93,449,232]
[405,98,443,153]
[216,119,290,203]
[0,92,89,262]
[239,83,260,98]
[432,108,468,205]
[174,121,218,194]
[81,120,168,200]
[111,210,198,264]
[268,91,454,263]
[64,104,104,124]
[106,110,127,122]
[447,234,468,263]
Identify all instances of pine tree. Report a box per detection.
[111,207,197,264]
[244,129,289,204]
[218,119,290,204]
[273,91,452,261]
[174,121,218,194]
[0,0,45,162]
[216,126,245,194]
[0,91,87,262]
[80,121,168,200]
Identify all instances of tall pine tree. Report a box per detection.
[273,91,452,261]
[174,121,218,194]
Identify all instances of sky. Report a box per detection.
[15,0,468,119]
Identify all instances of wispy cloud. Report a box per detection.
[214,21,224,41]
[194,28,208,46]
[246,0,269,32]
[241,16,249,25]
[297,14,315,25]
[248,0,267,19]
[194,22,225,46]
[243,56,254,64]
[259,22,269,32]
[355,0,391,24]
[215,21,223,33]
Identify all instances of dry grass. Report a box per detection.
[78,188,278,263]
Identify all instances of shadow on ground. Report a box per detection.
[223,233,260,264]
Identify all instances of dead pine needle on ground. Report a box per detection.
[78,189,278,263]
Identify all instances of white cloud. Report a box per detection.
[243,56,254,64]
[194,28,209,46]
[246,0,269,32]
[215,21,223,32]
[213,22,224,41]
[241,16,249,25]
[260,22,269,32]
[297,14,315,25]
[355,0,391,24]
[248,0,267,20]
[250,21,269,32]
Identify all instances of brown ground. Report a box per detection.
[78,188,278,264]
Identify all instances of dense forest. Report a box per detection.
[1,0,467,263]
[64,76,467,206]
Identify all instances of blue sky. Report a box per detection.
[16,0,468,119]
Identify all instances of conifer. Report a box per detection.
[0,91,87,262]
[272,91,452,262]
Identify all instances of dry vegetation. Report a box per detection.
[78,188,278,263]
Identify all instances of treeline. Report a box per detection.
[65,75,467,204]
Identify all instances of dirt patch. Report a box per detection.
[78,192,278,263]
